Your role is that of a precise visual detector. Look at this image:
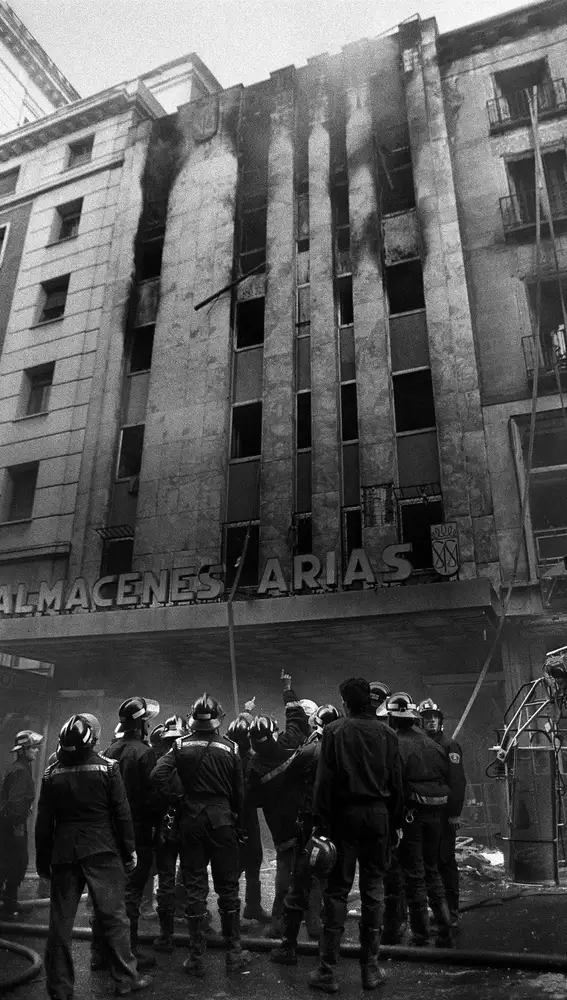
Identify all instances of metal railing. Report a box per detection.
[487,78,567,130]
[522,335,567,378]
[500,187,567,232]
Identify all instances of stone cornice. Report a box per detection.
[0,82,163,163]
[438,0,567,63]
[0,1,79,106]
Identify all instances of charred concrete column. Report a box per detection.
[308,58,341,562]
[344,40,397,565]
[259,67,296,577]
[136,88,241,572]
[400,18,498,587]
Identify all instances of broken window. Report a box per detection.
[117,424,145,479]
[341,383,359,442]
[506,150,567,225]
[298,188,310,252]
[100,538,134,576]
[4,462,38,521]
[386,259,425,315]
[378,146,416,214]
[399,496,443,569]
[25,363,55,415]
[129,326,155,373]
[293,513,312,556]
[333,180,350,252]
[493,60,551,126]
[231,402,262,458]
[342,506,363,565]
[224,522,260,589]
[67,135,94,169]
[139,236,164,280]
[37,274,70,323]
[236,298,265,348]
[393,369,436,432]
[337,276,354,326]
[239,194,267,274]
[518,413,567,566]
[297,392,312,449]
[56,199,82,241]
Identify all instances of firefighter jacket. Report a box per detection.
[283,731,321,819]
[150,731,244,831]
[104,734,157,838]
[396,725,450,807]
[313,712,404,832]
[278,688,312,750]
[0,757,35,830]
[430,731,466,818]
[35,749,135,875]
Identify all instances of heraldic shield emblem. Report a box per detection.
[430,522,460,577]
[192,96,219,144]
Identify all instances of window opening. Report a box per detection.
[26,363,55,415]
[117,425,145,479]
[337,276,354,327]
[236,298,265,348]
[297,392,312,449]
[393,369,436,433]
[4,462,38,521]
[100,538,134,576]
[494,60,549,121]
[139,236,164,281]
[129,326,155,373]
[56,199,82,241]
[378,145,416,214]
[38,275,70,323]
[0,223,9,267]
[341,383,359,441]
[224,522,260,589]
[67,135,94,169]
[386,260,425,315]
[399,496,443,570]
[296,337,311,391]
[342,506,363,566]
[297,285,310,332]
[0,167,19,197]
[231,402,262,458]
[293,512,312,556]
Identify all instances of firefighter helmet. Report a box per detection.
[11,730,43,753]
[58,715,95,754]
[386,692,419,719]
[369,681,392,717]
[299,699,319,719]
[149,724,167,748]
[306,834,338,876]
[163,715,187,740]
[116,696,160,735]
[189,693,224,732]
[249,715,278,744]
[81,713,102,743]
[417,698,443,733]
[227,717,251,753]
[312,704,341,734]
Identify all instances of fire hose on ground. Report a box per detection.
[0,938,43,993]
[2,920,567,974]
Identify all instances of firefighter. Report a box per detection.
[151,693,251,976]
[385,693,452,948]
[308,678,404,993]
[0,729,43,918]
[369,681,391,719]
[103,696,160,969]
[35,714,151,998]
[226,717,271,924]
[417,699,466,927]
[271,704,341,967]
[151,715,187,952]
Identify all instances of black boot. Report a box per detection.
[153,911,175,953]
[271,909,303,966]
[131,921,156,970]
[183,914,207,977]
[430,900,453,948]
[242,876,271,923]
[408,906,430,947]
[307,927,341,994]
[445,889,459,929]
[359,924,387,990]
[220,908,252,970]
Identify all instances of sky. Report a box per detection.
[12,0,543,97]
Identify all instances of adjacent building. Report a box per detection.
[0,0,566,836]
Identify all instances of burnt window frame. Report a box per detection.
[223,520,260,590]
[235,297,265,349]
[393,366,437,434]
[386,258,426,316]
[116,424,145,481]
[128,325,155,374]
[230,400,263,460]
[100,537,135,577]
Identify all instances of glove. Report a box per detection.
[244,697,256,713]
[280,669,292,692]
[448,816,461,829]
[124,851,138,874]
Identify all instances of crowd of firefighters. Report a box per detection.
[0,672,465,998]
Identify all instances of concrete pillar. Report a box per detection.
[308,58,341,562]
[344,41,397,566]
[400,19,497,583]
[259,67,296,577]
[136,89,241,572]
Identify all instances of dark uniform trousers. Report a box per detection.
[180,807,240,917]
[0,820,28,909]
[398,807,446,914]
[124,825,154,928]
[326,803,390,934]
[438,816,459,914]
[155,836,182,920]
[239,805,262,908]
[284,841,325,921]
[46,852,137,999]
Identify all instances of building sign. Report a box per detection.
[0,544,418,618]
[430,522,460,577]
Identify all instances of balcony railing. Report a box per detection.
[487,78,567,131]
[522,335,567,381]
[500,187,567,234]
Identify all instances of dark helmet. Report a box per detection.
[163,715,187,740]
[313,704,341,734]
[11,729,43,753]
[116,696,160,735]
[149,724,167,748]
[81,713,102,743]
[249,715,278,745]
[227,718,251,753]
[189,693,224,732]
[386,692,418,720]
[306,834,337,876]
[369,681,392,717]
[417,698,444,734]
[59,715,95,754]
